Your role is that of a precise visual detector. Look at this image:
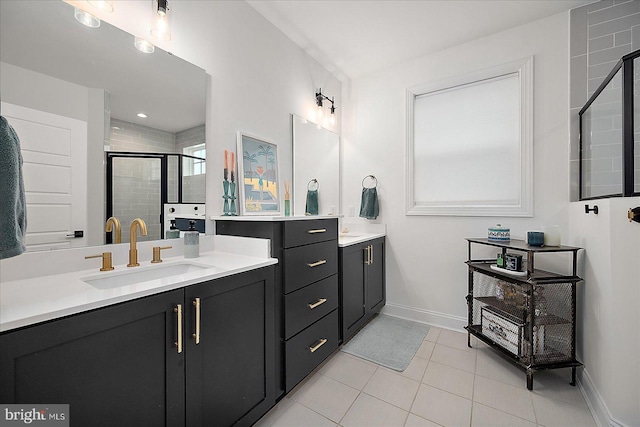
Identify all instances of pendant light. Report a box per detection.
[151,0,171,41]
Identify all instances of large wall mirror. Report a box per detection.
[0,0,206,251]
[292,114,340,216]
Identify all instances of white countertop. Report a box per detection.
[210,215,341,221]
[0,251,277,333]
[338,232,386,247]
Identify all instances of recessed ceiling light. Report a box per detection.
[137,113,148,118]
[74,7,100,28]
[134,37,155,54]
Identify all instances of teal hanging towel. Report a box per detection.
[359,175,379,220]
[305,179,319,215]
[0,116,27,259]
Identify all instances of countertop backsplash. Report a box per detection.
[0,235,271,283]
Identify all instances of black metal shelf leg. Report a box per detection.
[571,367,576,386]
[526,369,534,390]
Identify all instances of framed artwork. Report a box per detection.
[237,132,280,215]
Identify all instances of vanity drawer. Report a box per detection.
[283,240,338,293]
[285,309,339,392]
[284,275,338,340]
[283,219,337,248]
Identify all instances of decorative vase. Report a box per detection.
[222,180,230,215]
[229,182,237,216]
[284,199,290,216]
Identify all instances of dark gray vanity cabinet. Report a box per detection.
[185,267,275,427]
[340,237,386,343]
[216,218,340,395]
[0,289,185,427]
[0,266,275,427]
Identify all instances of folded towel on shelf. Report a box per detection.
[0,116,27,259]
[305,189,319,215]
[359,187,379,220]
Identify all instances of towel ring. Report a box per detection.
[307,179,319,191]
[362,175,378,189]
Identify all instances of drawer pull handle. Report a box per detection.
[307,260,327,268]
[307,228,327,234]
[308,298,327,309]
[309,338,328,353]
[192,297,201,344]
[174,304,183,354]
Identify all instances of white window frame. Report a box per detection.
[183,143,206,176]
[406,56,533,217]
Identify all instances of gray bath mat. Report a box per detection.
[341,314,430,371]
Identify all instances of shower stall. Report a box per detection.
[106,152,205,243]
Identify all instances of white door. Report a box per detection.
[2,102,87,250]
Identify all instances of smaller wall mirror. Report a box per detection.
[292,114,340,216]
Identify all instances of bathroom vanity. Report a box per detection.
[0,238,278,427]
[339,235,386,343]
[215,216,340,396]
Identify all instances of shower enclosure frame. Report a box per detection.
[105,151,205,244]
[579,49,639,200]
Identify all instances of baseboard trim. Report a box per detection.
[578,366,628,427]
[381,303,467,332]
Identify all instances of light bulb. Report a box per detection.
[316,104,324,121]
[151,15,171,40]
[87,0,114,13]
[329,113,336,126]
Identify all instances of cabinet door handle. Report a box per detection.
[364,246,371,265]
[309,338,328,353]
[307,228,327,234]
[174,304,183,354]
[307,260,327,268]
[308,298,327,309]
[192,297,201,344]
[370,245,374,264]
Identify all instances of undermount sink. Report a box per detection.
[83,261,216,289]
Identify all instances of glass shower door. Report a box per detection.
[109,156,163,243]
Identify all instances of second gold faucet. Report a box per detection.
[127,218,148,267]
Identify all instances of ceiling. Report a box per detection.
[247,0,595,81]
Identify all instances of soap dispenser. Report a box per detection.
[183,220,199,258]
[166,219,180,239]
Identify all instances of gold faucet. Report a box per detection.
[127,218,148,267]
[105,216,122,243]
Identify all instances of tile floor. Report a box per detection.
[255,326,597,427]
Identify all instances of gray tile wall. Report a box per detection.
[570,0,640,200]
[176,124,205,152]
[112,157,162,242]
[108,119,177,153]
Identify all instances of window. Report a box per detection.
[183,144,206,176]
[406,56,533,217]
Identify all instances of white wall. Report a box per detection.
[342,12,572,329]
[77,0,342,225]
[568,198,640,426]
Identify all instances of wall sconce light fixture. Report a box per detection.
[315,88,336,126]
[151,0,171,41]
